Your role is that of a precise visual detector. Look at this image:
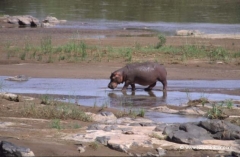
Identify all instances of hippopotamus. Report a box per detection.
[108,62,167,92]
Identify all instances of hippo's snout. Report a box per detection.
[108,82,118,89]
[108,83,114,89]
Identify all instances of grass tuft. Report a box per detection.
[21,102,92,122]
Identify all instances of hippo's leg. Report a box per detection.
[122,81,130,91]
[161,79,167,92]
[131,84,135,91]
[144,82,156,91]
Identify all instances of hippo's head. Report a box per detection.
[108,72,123,89]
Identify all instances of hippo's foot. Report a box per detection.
[144,88,152,91]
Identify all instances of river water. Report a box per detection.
[1,76,240,123]
[1,0,240,35]
[1,77,240,108]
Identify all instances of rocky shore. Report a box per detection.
[1,92,240,156]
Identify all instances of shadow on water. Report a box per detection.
[1,76,240,123]
[107,90,167,109]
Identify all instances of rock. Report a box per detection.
[3,15,65,28]
[139,122,156,126]
[7,16,19,25]
[41,16,67,27]
[41,22,54,27]
[122,130,134,135]
[162,124,180,139]
[129,123,141,126]
[0,140,35,157]
[5,75,29,81]
[77,145,85,153]
[100,111,114,116]
[154,124,167,132]
[156,147,166,156]
[232,151,240,157]
[108,143,129,153]
[178,107,206,115]
[116,117,154,125]
[103,125,118,132]
[0,93,19,102]
[42,16,60,23]
[6,15,40,27]
[87,124,103,130]
[175,30,203,36]
[150,106,179,114]
[179,123,211,138]
[163,123,213,145]
[199,120,240,140]
[103,126,112,132]
[96,136,110,145]
[86,112,117,123]
[0,122,15,128]
[145,152,159,157]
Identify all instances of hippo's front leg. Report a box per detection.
[122,81,130,91]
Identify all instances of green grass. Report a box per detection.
[41,36,52,54]
[206,99,235,119]
[3,35,240,64]
[155,34,166,49]
[40,94,53,105]
[89,141,100,150]
[51,119,62,130]
[224,99,233,109]
[207,103,224,119]
[21,102,92,121]
[138,108,145,117]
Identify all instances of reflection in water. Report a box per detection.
[108,90,167,109]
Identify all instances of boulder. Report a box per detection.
[163,120,240,145]
[87,124,104,130]
[5,75,29,81]
[175,30,203,36]
[3,15,66,28]
[154,124,167,132]
[86,111,117,123]
[96,136,110,145]
[42,16,60,24]
[199,120,240,140]
[0,93,19,102]
[41,16,67,27]
[163,123,213,145]
[0,140,35,157]
[7,15,40,27]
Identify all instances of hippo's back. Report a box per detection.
[126,62,164,73]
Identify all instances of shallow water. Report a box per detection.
[1,76,240,123]
[1,0,240,35]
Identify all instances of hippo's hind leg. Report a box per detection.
[144,82,156,91]
[161,79,167,92]
[131,84,136,91]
